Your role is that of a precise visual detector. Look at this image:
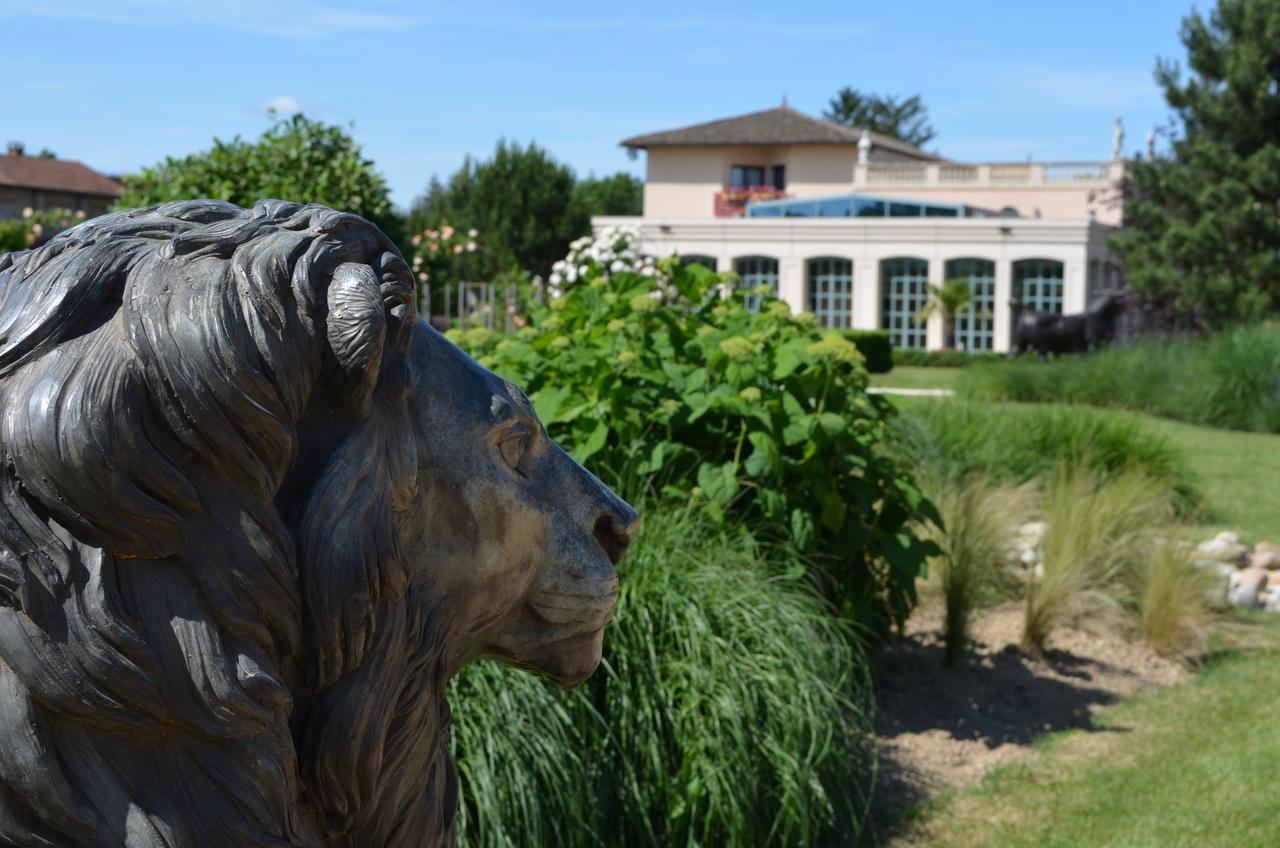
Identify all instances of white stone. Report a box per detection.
[1198,532,1249,565]
[1206,563,1235,608]
[1228,568,1268,609]
[1017,521,1046,540]
[1253,542,1280,571]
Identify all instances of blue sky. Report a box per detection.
[8,0,1191,209]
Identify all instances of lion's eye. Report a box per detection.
[498,426,533,476]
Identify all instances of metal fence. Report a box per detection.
[421,282,520,332]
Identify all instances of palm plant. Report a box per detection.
[915,279,973,349]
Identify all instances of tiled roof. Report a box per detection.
[620,106,939,160]
[0,155,123,198]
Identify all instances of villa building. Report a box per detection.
[595,105,1126,352]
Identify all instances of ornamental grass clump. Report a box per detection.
[449,511,874,848]
[1135,541,1214,659]
[1022,464,1174,653]
[925,475,1038,668]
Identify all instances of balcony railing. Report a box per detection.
[857,160,1123,189]
[714,186,788,218]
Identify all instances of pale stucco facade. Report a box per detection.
[643,144,937,219]
[590,213,1124,353]
[643,148,1125,225]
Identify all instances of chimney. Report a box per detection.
[6,142,23,157]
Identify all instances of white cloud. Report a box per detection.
[2,0,424,38]
[429,13,868,40]
[259,95,303,117]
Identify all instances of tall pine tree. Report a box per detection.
[1111,0,1280,326]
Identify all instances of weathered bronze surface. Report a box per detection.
[0,200,638,847]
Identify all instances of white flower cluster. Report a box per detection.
[548,224,657,294]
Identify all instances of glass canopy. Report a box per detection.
[746,193,1002,219]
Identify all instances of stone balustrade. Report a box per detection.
[857,160,1124,189]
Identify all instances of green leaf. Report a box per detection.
[697,461,739,506]
[782,417,810,447]
[819,491,847,533]
[744,431,782,478]
[532,385,573,424]
[759,488,788,523]
[772,338,811,379]
[790,509,815,552]
[576,420,609,462]
[817,412,847,437]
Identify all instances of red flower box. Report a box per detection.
[714,186,788,218]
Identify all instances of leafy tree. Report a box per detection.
[573,172,643,217]
[118,115,400,240]
[916,279,973,349]
[1110,0,1280,326]
[823,88,937,148]
[408,140,586,279]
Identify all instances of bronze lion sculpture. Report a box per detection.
[0,200,638,847]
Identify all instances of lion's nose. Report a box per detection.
[593,502,641,566]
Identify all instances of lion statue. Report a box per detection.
[0,200,638,847]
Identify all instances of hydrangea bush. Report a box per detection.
[549,224,657,293]
[453,255,936,634]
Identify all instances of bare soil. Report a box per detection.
[867,598,1186,837]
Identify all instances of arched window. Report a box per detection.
[680,254,718,271]
[880,257,929,349]
[1013,259,1064,314]
[733,256,778,314]
[945,258,995,351]
[807,258,853,328]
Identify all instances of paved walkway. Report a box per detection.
[867,387,957,397]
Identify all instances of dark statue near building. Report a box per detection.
[0,200,638,847]
[1013,290,1126,357]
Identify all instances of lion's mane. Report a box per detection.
[0,200,450,846]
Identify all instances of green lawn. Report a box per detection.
[1137,415,1280,543]
[890,612,1280,848]
[869,367,962,391]
[883,400,1280,847]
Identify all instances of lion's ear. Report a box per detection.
[327,262,386,403]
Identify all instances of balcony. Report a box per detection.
[714,186,788,218]
[856,160,1124,189]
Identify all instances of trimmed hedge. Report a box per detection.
[842,329,893,373]
[894,348,1004,368]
